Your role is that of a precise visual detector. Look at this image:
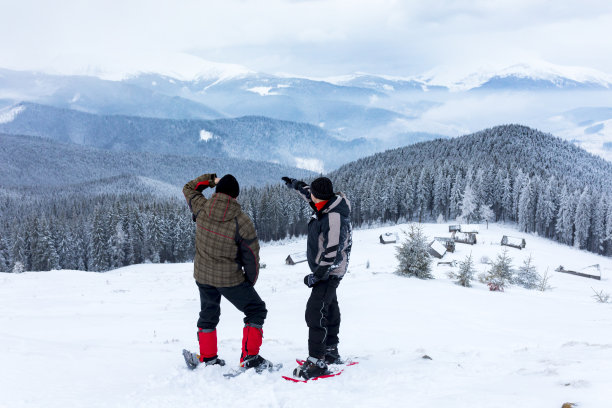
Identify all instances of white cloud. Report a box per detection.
[1,1,611,77]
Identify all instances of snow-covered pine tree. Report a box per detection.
[459,182,477,223]
[90,208,110,272]
[605,199,612,255]
[512,170,527,221]
[486,248,513,291]
[591,196,606,254]
[395,224,433,279]
[518,179,534,232]
[12,261,25,274]
[449,172,463,220]
[555,186,575,246]
[514,253,539,289]
[574,187,592,250]
[109,222,126,269]
[433,168,446,220]
[535,176,557,237]
[501,175,513,222]
[479,204,495,224]
[416,168,431,222]
[456,252,475,287]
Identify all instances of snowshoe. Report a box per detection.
[293,356,331,380]
[183,349,225,370]
[241,354,280,373]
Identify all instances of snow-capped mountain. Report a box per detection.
[2,59,612,162]
[322,61,612,93]
[41,52,255,83]
[419,61,612,91]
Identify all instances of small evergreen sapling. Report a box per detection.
[514,254,540,289]
[12,261,25,274]
[395,224,433,279]
[456,253,475,287]
[486,248,513,291]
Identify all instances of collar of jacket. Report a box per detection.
[314,200,329,211]
[310,195,336,219]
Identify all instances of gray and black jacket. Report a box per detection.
[289,180,352,280]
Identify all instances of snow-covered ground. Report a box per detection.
[1,223,611,408]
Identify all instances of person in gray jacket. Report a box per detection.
[282,176,352,379]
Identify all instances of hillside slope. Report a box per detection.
[1,222,610,408]
[0,102,371,171]
[0,133,314,188]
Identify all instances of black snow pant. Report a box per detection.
[196,281,267,330]
[305,277,341,359]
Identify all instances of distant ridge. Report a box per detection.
[0,133,314,190]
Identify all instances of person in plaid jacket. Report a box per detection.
[182,173,274,372]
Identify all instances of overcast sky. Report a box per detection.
[2,0,612,78]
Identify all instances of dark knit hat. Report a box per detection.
[215,174,240,198]
[310,177,334,200]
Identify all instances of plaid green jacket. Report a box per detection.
[183,174,260,287]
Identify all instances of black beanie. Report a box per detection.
[310,177,334,200]
[215,174,240,198]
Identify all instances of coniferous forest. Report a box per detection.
[1,124,611,273]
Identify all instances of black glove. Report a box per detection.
[303,273,320,288]
[282,176,294,188]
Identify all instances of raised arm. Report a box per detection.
[183,173,217,219]
[282,177,313,204]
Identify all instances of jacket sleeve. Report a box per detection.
[288,179,312,204]
[183,173,217,219]
[313,212,343,280]
[236,214,261,285]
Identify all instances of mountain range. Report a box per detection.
[1,58,611,166]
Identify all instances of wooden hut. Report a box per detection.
[379,232,398,244]
[285,252,308,265]
[555,264,601,280]
[454,232,477,245]
[501,236,526,249]
[434,237,455,253]
[449,224,478,245]
[428,240,447,259]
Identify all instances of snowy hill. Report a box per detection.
[0,103,370,172]
[1,222,611,408]
[0,133,314,188]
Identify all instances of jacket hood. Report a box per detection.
[203,192,242,222]
[321,192,351,217]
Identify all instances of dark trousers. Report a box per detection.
[305,277,341,358]
[197,281,267,330]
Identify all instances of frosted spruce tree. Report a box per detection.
[456,252,475,287]
[574,187,592,250]
[486,249,513,291]
[459,182,478,223]
[514,254,539,289]
[395,224,433,279]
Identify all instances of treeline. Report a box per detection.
[0,193,195,272]
[2,124,612,273]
